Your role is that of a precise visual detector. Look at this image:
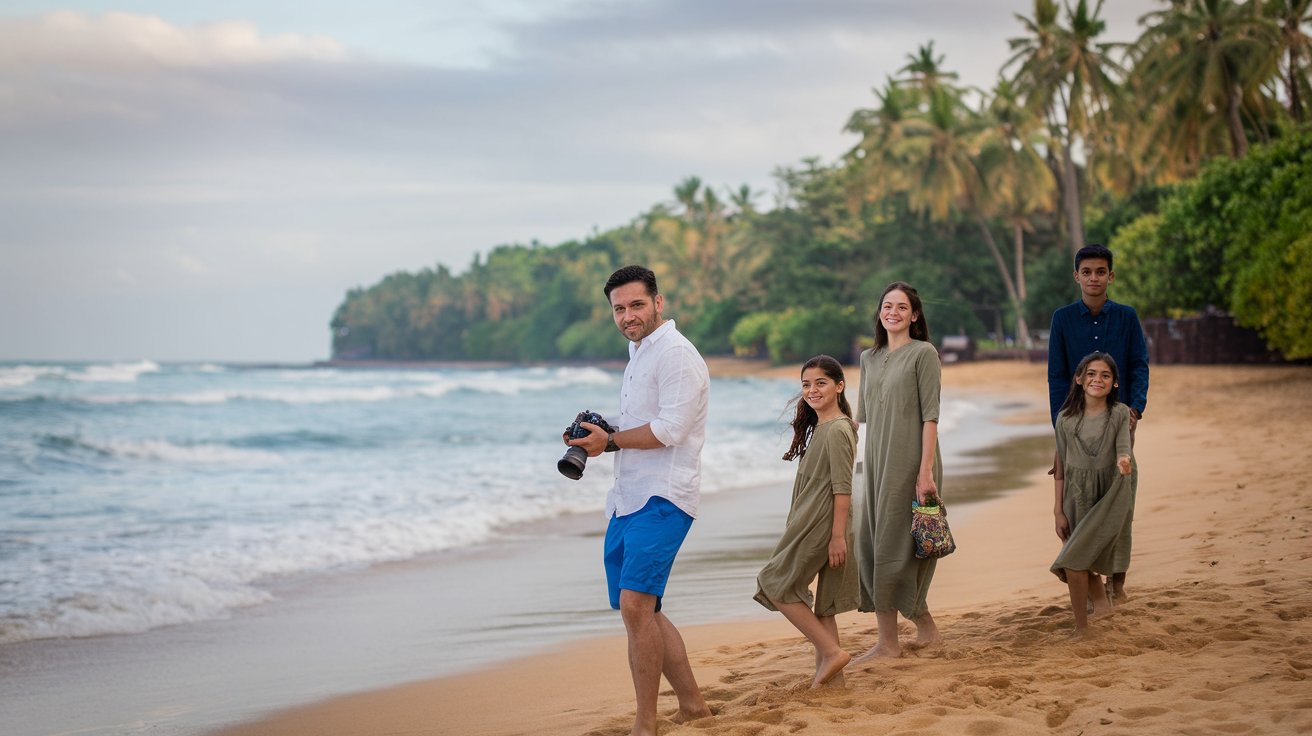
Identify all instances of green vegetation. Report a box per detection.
[331,0,1312,363]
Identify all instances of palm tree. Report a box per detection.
[977,78,1058,346]
[1264,0,1312,121]
[1135,0,1273,160]
[843,78,915,206]
[899,41,963,102]
[728,184,759,216]
[1007,0,1123,253]
[886,85,1033,346]
[673,176,703,218]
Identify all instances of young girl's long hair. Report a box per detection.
[873,281,931,349]
[783,355,853,461]
[1058,351,1121,418]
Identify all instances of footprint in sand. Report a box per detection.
[1121,705,1171,719]
[1045,702,1074,727]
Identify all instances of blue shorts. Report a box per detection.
[604,496,694,612]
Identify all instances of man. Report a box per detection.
[567,265,712,735]
[1047,243,1149,601]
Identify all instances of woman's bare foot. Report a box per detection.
[812,649,851,688]
[851,641,901,665]
[911,613,941,648]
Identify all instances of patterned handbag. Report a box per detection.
[911,496,956,559]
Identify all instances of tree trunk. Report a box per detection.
[1290,46,1305,122]
[1226,81,1250,158]
[1013,221,1032,349]
[1061,140,1084,254]
[972,211,1029,350]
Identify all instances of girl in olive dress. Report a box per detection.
[1051,351,1135,634]
[754,354,859,688]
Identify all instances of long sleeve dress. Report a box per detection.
[754,417,859,616]
[1050,402,1136,581]
[855,341,942,618]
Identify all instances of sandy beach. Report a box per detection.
[214,360,1312,736]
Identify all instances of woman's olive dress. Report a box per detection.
[855,341,942,618]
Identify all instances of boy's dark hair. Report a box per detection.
[1074,244,1114,271]
[604,265,659,301]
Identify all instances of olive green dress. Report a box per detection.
[754,417,859,616]
[1050,403,1136,581]
[855,341,943,618]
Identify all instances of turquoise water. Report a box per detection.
[1,360,813,644]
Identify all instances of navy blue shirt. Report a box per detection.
[1047,299,1150,424]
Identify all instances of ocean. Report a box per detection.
[0,360,1046,734]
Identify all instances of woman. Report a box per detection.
[853,281,943,662]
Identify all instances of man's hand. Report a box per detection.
[1128,408,1140,432]
[566,421,608,458]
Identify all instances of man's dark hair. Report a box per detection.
[604,265,659,301]
[1074,244,1114,271]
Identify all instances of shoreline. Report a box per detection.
[213,363,1312,736]
[0,359,1051,736]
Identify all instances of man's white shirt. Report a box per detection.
[606,320,709,519]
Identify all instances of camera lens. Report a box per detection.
[557,445,588,480]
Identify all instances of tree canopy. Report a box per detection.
[331,1,1311,364]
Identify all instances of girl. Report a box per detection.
[1051,351,1136,634]
[754,355,860,688]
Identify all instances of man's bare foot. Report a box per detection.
[851,642,901,665]
[1067,626,1091,640]
[812,649,851,689]
[1112,588,1130,603]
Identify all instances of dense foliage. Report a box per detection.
[1113,127,1312,358]
[331,0,1311,363]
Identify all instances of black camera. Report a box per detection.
[558,410,617,480]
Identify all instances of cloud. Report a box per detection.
[0,11,345,70]
[0,3,1146,360]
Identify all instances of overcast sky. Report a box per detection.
[0,1,1144,362]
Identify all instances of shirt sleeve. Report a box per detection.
[1125,306,1150,417]
[827,422,857,496]
[916,343,941,423]
[648,345,708,448]
[1047,310,1070,426]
